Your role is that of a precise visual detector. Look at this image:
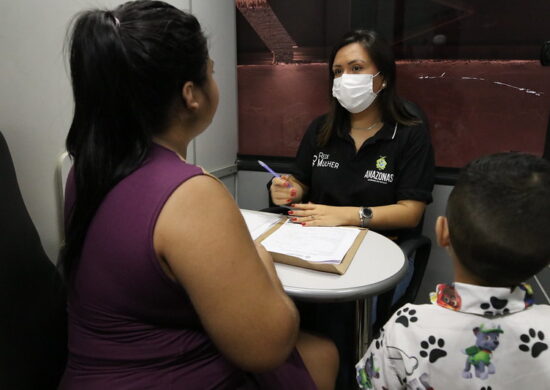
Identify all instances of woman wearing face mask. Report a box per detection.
[269,29,435,387]
[270,29,434,236]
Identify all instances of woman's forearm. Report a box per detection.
[368,200,426,230]
[289,200,426,229]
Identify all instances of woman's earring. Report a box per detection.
[382,82,387,88]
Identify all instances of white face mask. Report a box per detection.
[332,72,380,114]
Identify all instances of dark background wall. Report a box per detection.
[236,0,550,168]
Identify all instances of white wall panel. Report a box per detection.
[0,0,198,262]
[1,0,82,262]
[189,0,238,173]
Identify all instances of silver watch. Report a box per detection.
[359,207,373,228]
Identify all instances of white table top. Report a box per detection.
[274,229,406,302]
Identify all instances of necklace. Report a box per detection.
[351,121,382,131]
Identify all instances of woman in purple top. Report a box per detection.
[58,1,338,389]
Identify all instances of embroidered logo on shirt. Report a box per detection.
[364,170,394,184]
[376,156,387,170]
[364,156,393,184]
[311,152,339,169]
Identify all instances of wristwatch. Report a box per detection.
[358,207,373,228]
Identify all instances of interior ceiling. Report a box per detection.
[236,0,549,61]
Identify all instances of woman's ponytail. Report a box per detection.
[60,1,208,281]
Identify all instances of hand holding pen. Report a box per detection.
[258,160,300,206]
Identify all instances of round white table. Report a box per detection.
[274,229,406,358]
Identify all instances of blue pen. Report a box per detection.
[258,160,294,209]
[258,160,282,178]
[258,160,293,188]
[258,160,296,210]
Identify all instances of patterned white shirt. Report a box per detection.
[356,282,550,389]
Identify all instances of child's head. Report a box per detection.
[440,152,550,286]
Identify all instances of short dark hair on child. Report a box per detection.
[447,152,550,286]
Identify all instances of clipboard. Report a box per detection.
[255,218,368,275]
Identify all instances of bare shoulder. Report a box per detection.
[153,173,247,261]
[166,173,238,218]
[172,173,231,203]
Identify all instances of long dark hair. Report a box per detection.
[318,29,419,146]
[59,0,208,281]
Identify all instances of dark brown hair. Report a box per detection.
[318,29,419,146]
[60,0,208,281]
[447,152,550,286]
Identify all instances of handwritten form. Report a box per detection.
[260,220,360,264]
[240,209,281,240]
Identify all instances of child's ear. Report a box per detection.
[181,81,199,111]
[435,216,450,248]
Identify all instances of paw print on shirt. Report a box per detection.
[373,327,385,350]
[419,335,447,363]
[480,387,492,390]
[519,328,548,358]
[395,307,418,328]
[479,296,510,316]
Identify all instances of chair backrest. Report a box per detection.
[0,131,67,389]
[55,150,72,238]
[373,99,433,329]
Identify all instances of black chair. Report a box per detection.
[0,131,67,389]
[373,231,432,332]
[373,100,433,331]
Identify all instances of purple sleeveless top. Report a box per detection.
[60,144,316,390]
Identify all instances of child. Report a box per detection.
[356,152,550,389]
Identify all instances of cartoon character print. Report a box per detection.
[430,283,462,310]
[463,324,503,380]
[519,283,534,308]
[396,372,435,390]
[356,353,379,389]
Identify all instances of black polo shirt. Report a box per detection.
[293,114,435,215]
